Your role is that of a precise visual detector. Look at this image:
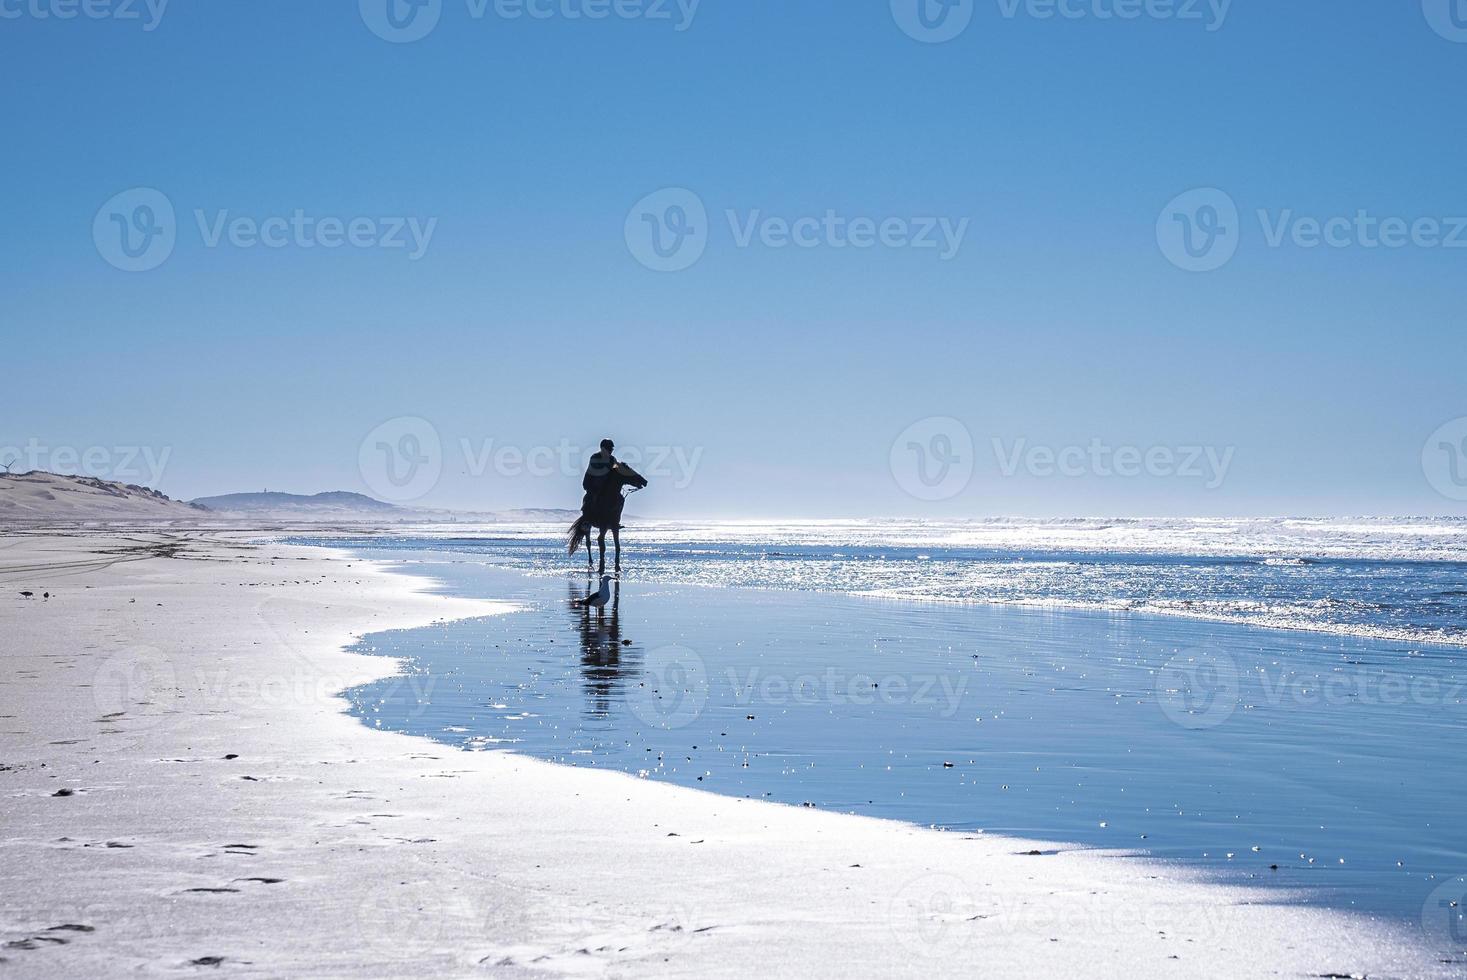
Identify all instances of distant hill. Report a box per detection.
[0,471,209,522]
[0,472,605,525]
[191,490,581,524]
[191,490,401,517]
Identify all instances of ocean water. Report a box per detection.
[323,517,1467,646]
[297,520,1467,943]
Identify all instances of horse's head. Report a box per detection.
[614,461,649,490]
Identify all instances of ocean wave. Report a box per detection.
[384,516,1467,562]
[847,589,1467,648]
[299,518,1467,648]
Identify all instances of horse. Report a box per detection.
[567,461,648,574]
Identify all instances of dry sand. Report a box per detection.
[0,530,1455,978]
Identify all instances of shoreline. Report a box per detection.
[340,551,1467,922]
[0,529,1457,978]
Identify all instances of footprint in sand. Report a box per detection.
[3,924,96,951]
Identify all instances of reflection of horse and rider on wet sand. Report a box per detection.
[566,575,629,718]
[564,438,647,715]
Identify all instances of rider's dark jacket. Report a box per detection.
[581,452,616,513]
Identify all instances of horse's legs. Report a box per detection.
[597,528,607,575]
[612,528,621,573]
[586,522,594,572]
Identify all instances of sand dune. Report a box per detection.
[0,472,207,523]
[0,474,579,526]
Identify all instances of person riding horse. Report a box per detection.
[581,439,618,513]
[568,438,648,574]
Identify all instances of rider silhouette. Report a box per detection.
[581,438,617,512]
[569,437,647,574]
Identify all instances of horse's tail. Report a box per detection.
[567,515,591,556]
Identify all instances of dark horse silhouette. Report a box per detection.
[567,461,647,574]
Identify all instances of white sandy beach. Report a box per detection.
[0,530,1455,978]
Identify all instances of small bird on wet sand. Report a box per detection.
[573,576,613,609]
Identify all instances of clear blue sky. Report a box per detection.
[4,1,1466,517]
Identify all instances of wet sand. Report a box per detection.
[340,558,1467,922]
